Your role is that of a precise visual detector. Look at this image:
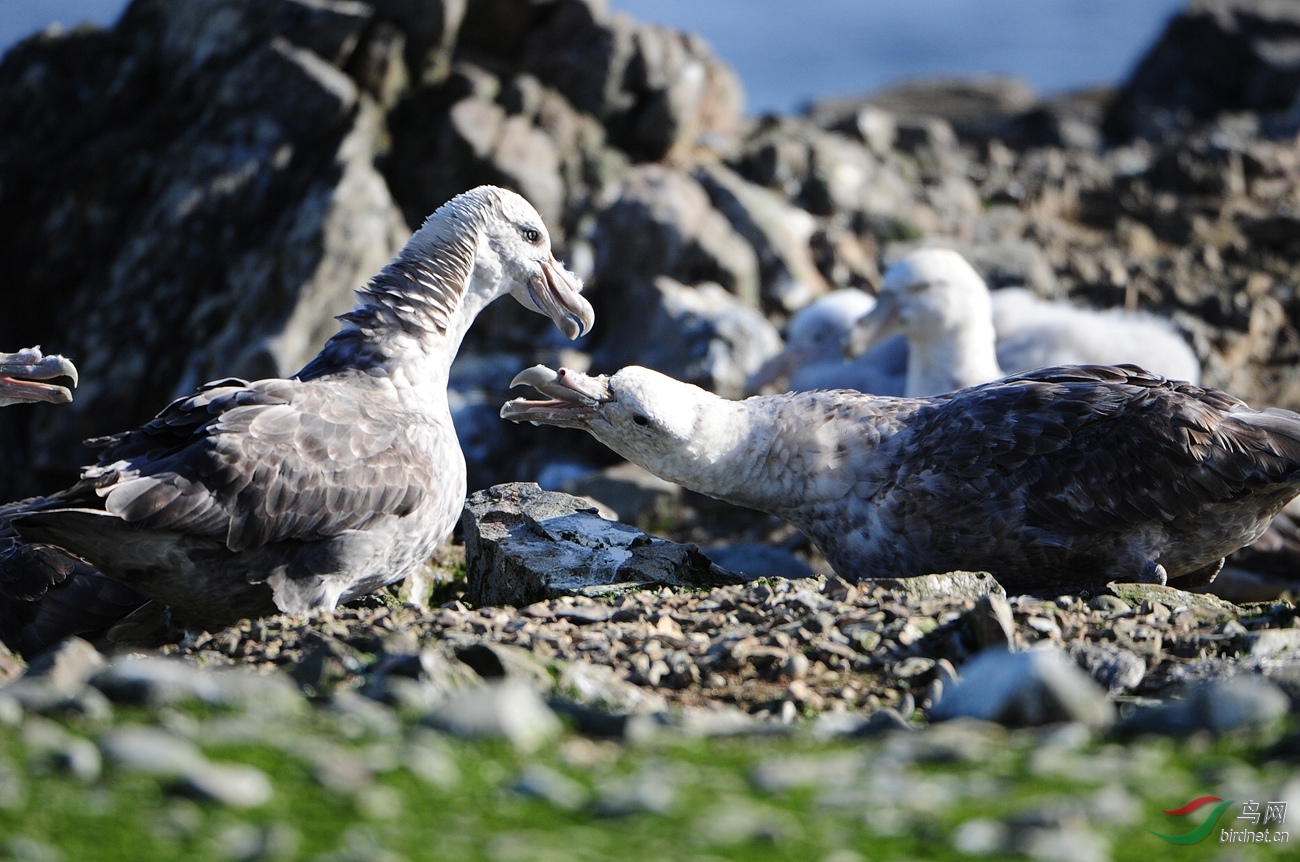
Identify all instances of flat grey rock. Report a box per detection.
[513,763,588,810]
[931,646,1114,730]
[177,761,274,809]
[592,763,679,817]
[91,656,307,716]
[427,679,562,753]
[463,483,742,607]
[90,656,224,706]
[22,719,101,782]
[2,638,106,712]
[1106,583,1239,619]
[98,726,208,778]
[1117,675,1290,737]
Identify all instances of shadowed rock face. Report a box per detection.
[0,0,753,500]
[1104,0,1300,141]
[0,0,411,496]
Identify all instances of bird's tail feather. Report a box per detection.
[0,540,146,659]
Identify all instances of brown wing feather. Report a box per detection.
[72,375,436,552]
[903,365,1300,537]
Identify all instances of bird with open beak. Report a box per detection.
[0,348,78,408]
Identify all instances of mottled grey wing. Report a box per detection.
[88,378,435,551]
[902,365,1300,534]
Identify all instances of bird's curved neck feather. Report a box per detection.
[611,395,866,516]
[296,204,499,388]
[907,316,1002,396]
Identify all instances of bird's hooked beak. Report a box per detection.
[846,293,902,358]
[521,257,595,341]
[500,364,611,428]
[0,348,79,405]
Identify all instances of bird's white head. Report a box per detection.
[501,365,735,484]
[749,289,877,392]
[848,248,992,356]
[378,186,595,340]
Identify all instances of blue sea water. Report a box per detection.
[611,0,1188,113]
[0,0,1188,113]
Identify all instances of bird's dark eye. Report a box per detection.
[522,227,541,244]
[632,414,649,427]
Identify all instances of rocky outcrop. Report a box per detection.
[1104,0,1300,141]
[0,0,763,499]
[0,0,411,495]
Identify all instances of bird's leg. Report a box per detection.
[1176,558,1224,588]
[1137,560,1168,586]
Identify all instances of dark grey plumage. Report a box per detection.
[503,363,1300,590]
[0,348,118,654]
[2,186,594,639]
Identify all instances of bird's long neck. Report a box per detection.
[906,314,1002,396]
[627,394,893,518]
[295,213,496,401]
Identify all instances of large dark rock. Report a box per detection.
[591,276,780,399]
[591,164,759,301]
[519,0,744,163]
[462,483,743,607]
[1104,0,1300,141]
[0,0,410,496]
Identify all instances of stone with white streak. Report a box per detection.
[462,482,743,607]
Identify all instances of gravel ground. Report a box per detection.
[0,561,1297,862]
[166,556,1299,725]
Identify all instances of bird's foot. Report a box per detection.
[1177,558,1224,588]
[1137,561,1168,586]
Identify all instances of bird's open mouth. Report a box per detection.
[500,364,611,426]
[0,349,79,405]
[528,259,595,341]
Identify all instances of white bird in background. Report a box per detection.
[849,248,1201,396]
[747,289,908,396]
